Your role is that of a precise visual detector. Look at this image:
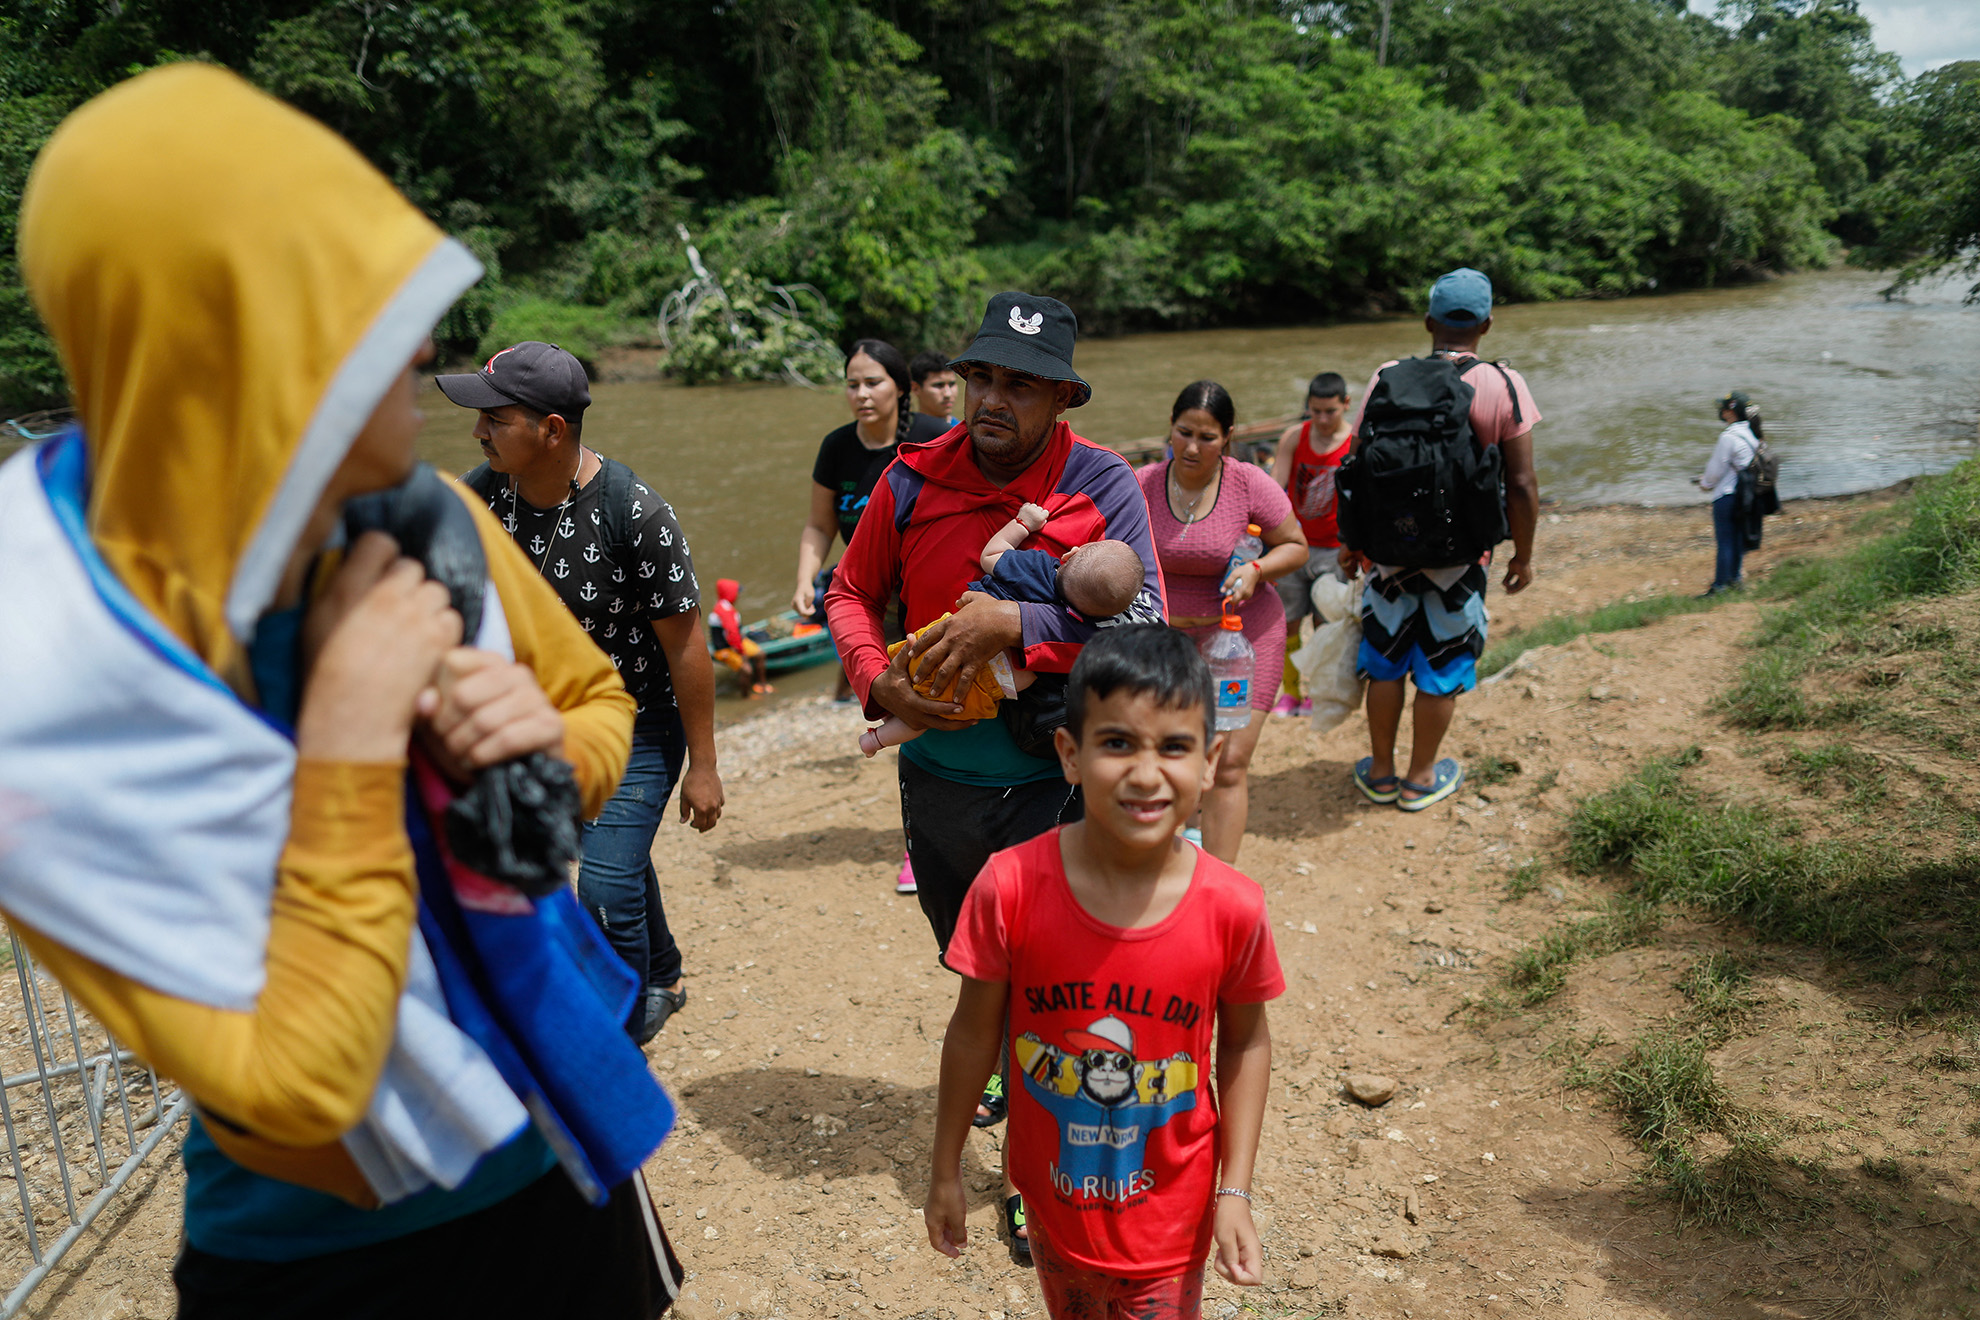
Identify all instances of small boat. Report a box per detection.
[711,609,838,675]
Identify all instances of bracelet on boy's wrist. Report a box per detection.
[1216,1187,1253,1201]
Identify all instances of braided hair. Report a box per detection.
[850,338,914,444]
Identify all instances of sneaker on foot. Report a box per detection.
[895,853,918,895]
[1294,697,1313,718]
[1270,693,1298,717]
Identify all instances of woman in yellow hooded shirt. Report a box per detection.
[0,65,677,1317]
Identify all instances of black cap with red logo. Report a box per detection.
[435,341,591,419]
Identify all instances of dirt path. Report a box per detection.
[23,491,1942,1320]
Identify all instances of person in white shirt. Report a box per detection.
[1699,390,1762,596]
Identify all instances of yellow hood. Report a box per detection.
[18,63,481,689]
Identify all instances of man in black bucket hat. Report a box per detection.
[823,291,1165,1263]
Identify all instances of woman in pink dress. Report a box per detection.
[1138,380,1308,862]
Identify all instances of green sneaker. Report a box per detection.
[973,1071,1007,1128]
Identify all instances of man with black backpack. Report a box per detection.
[442,341,726,1042]
[1336,268,1541,812]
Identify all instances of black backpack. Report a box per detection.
[1736,432,1781,550]
[1744,437,1780,511]
[1336,355,1513,569]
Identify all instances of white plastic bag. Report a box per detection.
[1309,569,1359,624]
[1295,573,1365,734]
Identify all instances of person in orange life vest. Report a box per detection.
[709,579,772,697]
[1269,372,1354,718]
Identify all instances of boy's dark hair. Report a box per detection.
[1307,371,1349,402]
[1066,625,1214,743]
[909,349,953,386]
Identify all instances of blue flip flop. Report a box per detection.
[1353,757,1401,804]
[1398,758,1464,812]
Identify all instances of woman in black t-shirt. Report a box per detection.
[792,339,948,621]
[792,337,946,898]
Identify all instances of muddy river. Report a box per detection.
[415,269,1980,647]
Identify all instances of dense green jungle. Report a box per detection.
[1,0,1976,408]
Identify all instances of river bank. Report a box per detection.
[413,268,1980,638]
[32,482,1980,1319]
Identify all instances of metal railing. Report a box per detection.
[0,931,185,1318]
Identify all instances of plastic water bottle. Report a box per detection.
[1221,523,1264,596]
[1201,612,1256,732]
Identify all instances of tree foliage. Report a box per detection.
[0,0,1914,408]
[1859,61,1980,301]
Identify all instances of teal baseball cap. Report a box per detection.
[1428,267,1494,327]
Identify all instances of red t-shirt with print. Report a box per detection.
[946,829,1284,1278]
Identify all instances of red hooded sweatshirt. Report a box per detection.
[711,578,746,651]
[823,421,1165,785]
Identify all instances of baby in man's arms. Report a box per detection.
[858,502,1144,756]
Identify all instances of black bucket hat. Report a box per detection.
[950,291,1090,408]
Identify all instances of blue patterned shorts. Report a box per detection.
[1356,563,1488,695]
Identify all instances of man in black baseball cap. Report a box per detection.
[442,341,726,1045]
[436,339,592,419]
[823,290,1163,1262]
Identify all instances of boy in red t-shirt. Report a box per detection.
[1271,372,1354,717]
[925,625,1283,1313]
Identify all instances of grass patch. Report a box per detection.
[1606,1030,1735,1151]
[1678,951,1757,1045]
[1565,748,1980,1017]
[1471,754,1521,788]
[1505,857,1545,900]
[1502,899,1662,1005]
[1859,1155,1907,1184]
[477,297,634,370]
[1718,460,1980,732]
[1554,955,1808,1232]
[1779,743,1882,792]
[1480,591,1731,677]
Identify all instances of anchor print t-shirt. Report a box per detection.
[946,828,1284,1279]
[460,458,699,728]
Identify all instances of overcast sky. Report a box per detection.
[1689,1,1980,75]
